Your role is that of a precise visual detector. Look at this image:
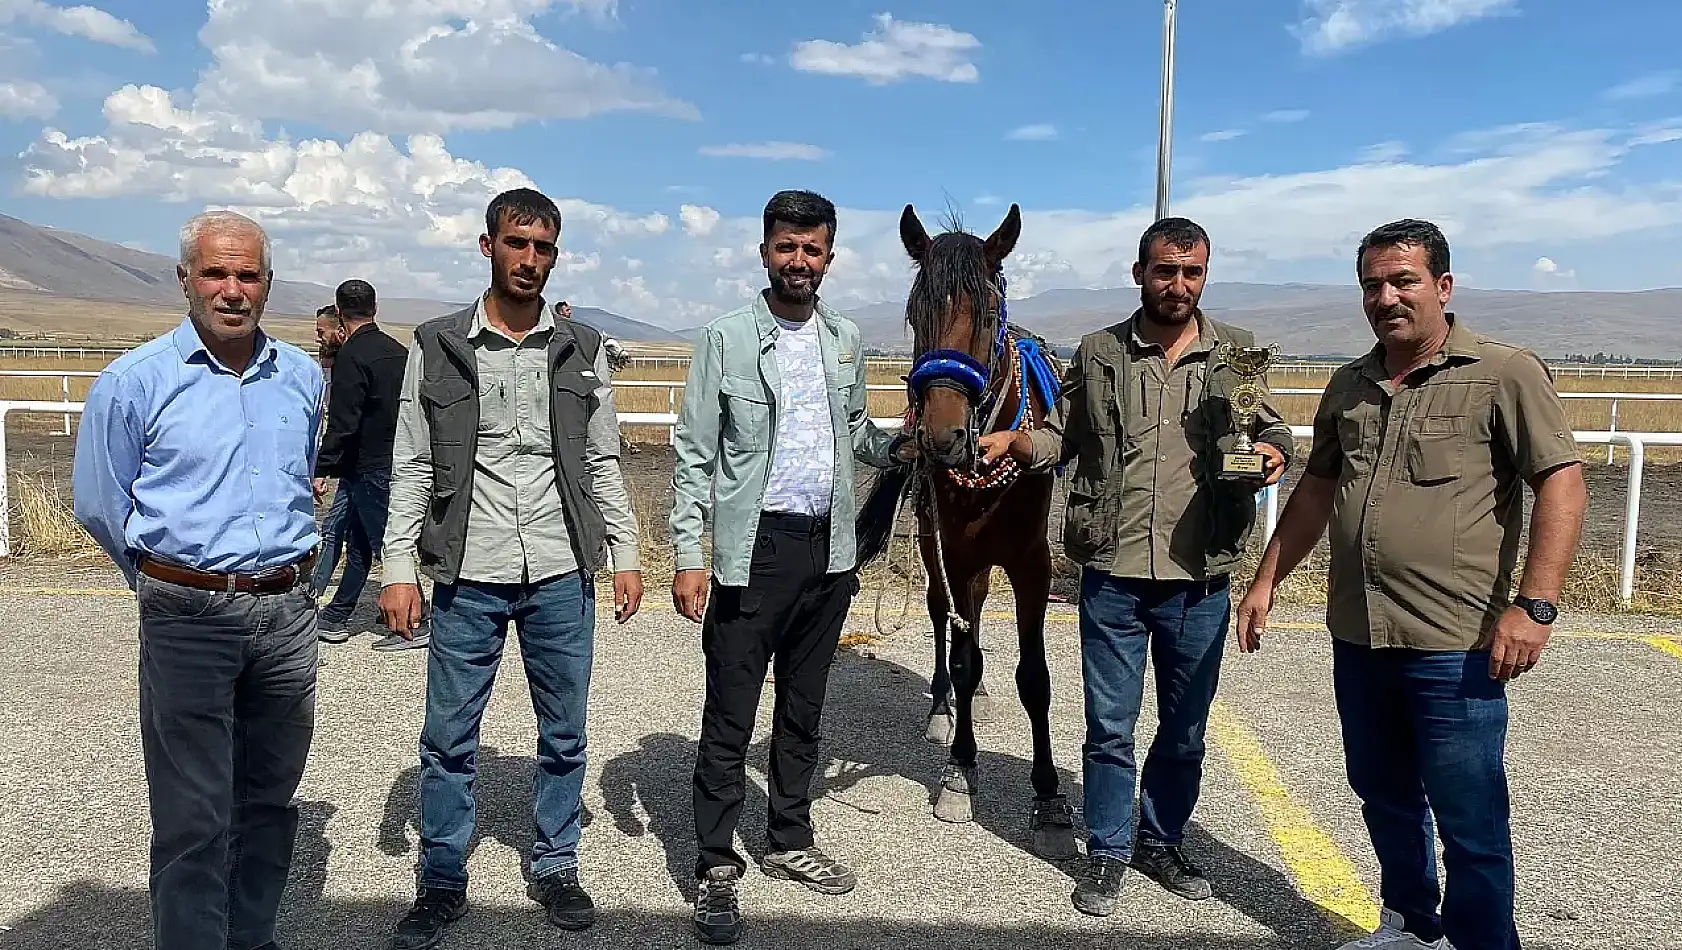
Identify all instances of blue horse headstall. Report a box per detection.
[908,349,989,401]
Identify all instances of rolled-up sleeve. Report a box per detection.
[585,344,640,572]
[380,342,430,586]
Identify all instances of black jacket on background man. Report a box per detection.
[316,322,407,478]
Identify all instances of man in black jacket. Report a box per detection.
[314,279,413,647]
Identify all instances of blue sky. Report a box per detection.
[1,0,1680,325]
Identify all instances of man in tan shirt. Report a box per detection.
[981,217,1292,917]
[1238,219,1586,950]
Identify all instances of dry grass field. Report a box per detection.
[5,292,1682,614]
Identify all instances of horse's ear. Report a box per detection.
[899,204,931,262]
[983,203,1022,267]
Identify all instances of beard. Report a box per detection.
[188,294,262,344]
[1140,289,1196,327]
[769,267,822,306]
[492,260,547,303]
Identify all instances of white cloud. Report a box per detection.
[1005,123,1057,141]
[1296,0,1517,54]
[1533,256,1557,274]
[190,0,695,133]
[1360,141,1409,162]
[679,204,720,237]
[18,88,1682,322]
[739,52,776,65]
[1200,129,1246,143]
[1605,72,1679,101]
[791,14,980,85]
[1630,119,1682,147]
[0,79,55,119]
[697,141,828,161]
[1533,255,1576,285]
[1262,109,1311,123]
[0,0,152,51]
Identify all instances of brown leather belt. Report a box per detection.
[139,551,316,595]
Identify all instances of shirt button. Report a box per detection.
[258,514,265,520]
[252,467,259,475]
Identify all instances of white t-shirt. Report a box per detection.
[761,314,836,516]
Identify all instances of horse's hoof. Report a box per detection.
[1029,796,1080,860]
[933,787,974,823]
[971,686,995,723]
[925,711,954,745]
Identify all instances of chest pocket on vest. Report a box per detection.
[552,374,596,464]
[720,374,772,453]
[420,377,474,497]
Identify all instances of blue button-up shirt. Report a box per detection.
[72,317,325,588]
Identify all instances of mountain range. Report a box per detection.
[2,211,1677,359]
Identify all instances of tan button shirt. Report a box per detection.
[1306,316,1579,651]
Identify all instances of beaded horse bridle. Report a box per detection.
[905,271,1061,490]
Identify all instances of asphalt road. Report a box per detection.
[0,560,1676,950]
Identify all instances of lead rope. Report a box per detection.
[872,460,926,638]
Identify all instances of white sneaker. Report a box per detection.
[1337,909,1450,949]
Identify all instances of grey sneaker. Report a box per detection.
[316,620,353,644]
[694,866,741,945]
[762,846,856,895]
[1336,909,1452,949]
[373,630,429,651]
[1072,855,1127,917]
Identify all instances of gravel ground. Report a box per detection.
[0,560,1677,949]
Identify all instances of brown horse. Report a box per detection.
[855,203,1076,860]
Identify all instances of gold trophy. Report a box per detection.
[1214,341,1279,480]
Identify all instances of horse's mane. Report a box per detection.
[905,230,993,356]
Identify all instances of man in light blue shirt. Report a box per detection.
[73,210,324,950]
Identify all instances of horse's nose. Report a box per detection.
[929,426,971,468]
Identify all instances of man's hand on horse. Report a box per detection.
[977,431,1028,466]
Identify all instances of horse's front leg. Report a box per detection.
[934,567,988,824]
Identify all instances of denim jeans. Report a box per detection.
[1333,639,1520,950]
[1079,568,1230,861]
[416,572,595,889]
[309,482,351,599]
[136,571,318,950]
[317,468,391,626]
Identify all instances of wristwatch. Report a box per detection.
[1513,595,1558,625]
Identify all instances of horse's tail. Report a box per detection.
[855,465,912,568]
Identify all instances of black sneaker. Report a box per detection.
[528,867,596,931]
[1130,842,1213,901]
[694,866,742,945]
[1071,855,1127,917]
[392,887,468,950]
[761,846,856,895]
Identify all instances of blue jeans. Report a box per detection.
[309,482,351,599]
[1333,639,1520,950]
[417,573,595,889]
[318,468,390,626]
[1079,569,1230,861]
[136,571,317,950]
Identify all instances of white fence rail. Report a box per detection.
[0,398,1677,607]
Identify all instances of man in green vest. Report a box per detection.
[981,217,1293,917]
[378,187,644,949]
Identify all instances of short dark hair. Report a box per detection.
[1357,219,1451,278]
[1137,216,1210,265]
[315,304,338,319]
[762,189,837,243]
[334,279,376,319]
[486,187,561,239]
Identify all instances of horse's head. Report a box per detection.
[900,202,1021,470]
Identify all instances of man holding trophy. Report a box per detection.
[979,217,1292,916]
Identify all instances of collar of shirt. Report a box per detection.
[1124,307,1217,361]
[171,315,279,377]
[469,293,556,345]
[1358,311,1483,388]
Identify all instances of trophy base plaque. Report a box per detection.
[1217,450,1268,480]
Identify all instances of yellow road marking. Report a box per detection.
[1643,636,1682,660]
[1205,699,1379,935]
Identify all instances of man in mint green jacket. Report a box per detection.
[669,190,910,946]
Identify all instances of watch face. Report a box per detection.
[1528,599,1558,624]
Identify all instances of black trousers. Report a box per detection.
[693,511,856,878]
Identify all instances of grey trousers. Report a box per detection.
[136,571,318,950]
